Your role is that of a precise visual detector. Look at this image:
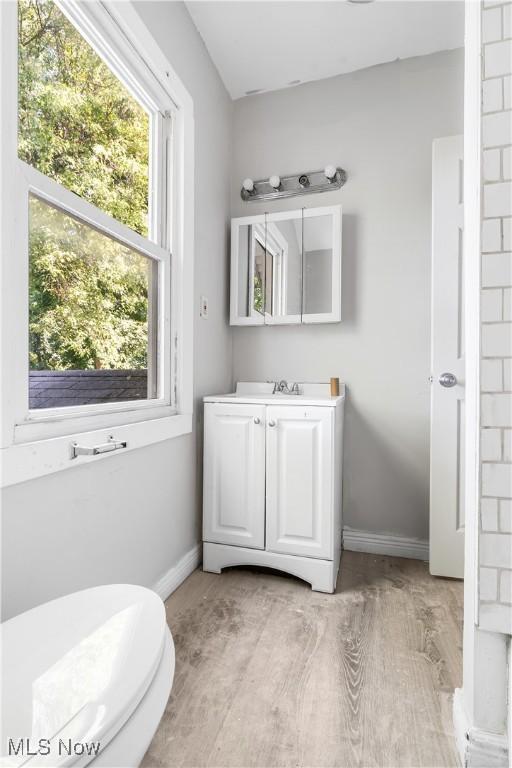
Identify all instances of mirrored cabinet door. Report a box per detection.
[302,206,341,324]
[230,205,341,326]
[264,210,302,325]
[231,215,266,325]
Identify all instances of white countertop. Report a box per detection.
[204,382,345,408]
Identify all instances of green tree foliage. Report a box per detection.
[19,0,151,370]
[29,197,151,370]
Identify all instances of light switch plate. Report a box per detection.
[200,295,208,318]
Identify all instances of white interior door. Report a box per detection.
[430,135,464,578]
[266,406,332,559]
[203,403,265,549]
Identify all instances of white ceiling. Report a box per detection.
[185,1,464,100]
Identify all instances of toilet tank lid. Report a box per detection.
[0,584,168,768]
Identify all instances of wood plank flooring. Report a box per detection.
[142,552,463,768]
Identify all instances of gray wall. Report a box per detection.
[231,49,464,541]
[1,1,233,620]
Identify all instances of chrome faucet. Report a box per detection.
[275,380,300,395]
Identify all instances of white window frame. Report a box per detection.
[0,0,194,486]
[265,220,289,321]
[230,213,265,326]
[270,229,288,317]
[249,222,266,319]
[247,222,287,319]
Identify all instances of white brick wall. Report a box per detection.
[479,1,512,635]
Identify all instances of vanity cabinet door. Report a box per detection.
[265,406,333,560]
[203,403,266,549]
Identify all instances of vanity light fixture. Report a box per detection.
[324,164,337,181]
[240,165,347,201]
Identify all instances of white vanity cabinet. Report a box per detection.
[202,387,344,593]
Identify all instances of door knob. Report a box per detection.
[253,417,260,424]
[439,372,457,388]
[268,420,276,427]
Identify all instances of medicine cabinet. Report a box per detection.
[230,205,342,326]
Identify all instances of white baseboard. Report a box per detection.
[343,527,429,561]
[453,688,469,763]
[152,542,202,602]
[453,688,509,768]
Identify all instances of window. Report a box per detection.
[0,0,194,484]
[19,0,159,411]
[18,0,150,235]
[28,195,158,408]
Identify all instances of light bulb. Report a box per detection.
[242,178,254,192]
[269,175,281,189]
[324,165,337,180]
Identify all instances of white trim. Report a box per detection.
[56,0,173,115]
[103,1,193,116]
[23,163,169,261]
[453,687,468,763]
[152,542,202,602]
[103,1,195,419]
[453,688,509,768]
[13,404,178,444]
[1,414,192,488]
[462,0,481,628]
[343,527,429,561]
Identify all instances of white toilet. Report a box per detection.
[1,584,174,768]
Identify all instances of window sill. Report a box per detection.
[15,402,177,443]
[1,412,192,488]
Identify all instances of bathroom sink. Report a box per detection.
[234,391,300,398]
[204,381,345,408]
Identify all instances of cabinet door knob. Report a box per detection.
[253,417,260,424]
[268,419,276,427]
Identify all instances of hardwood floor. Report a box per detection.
[142,552,463,768]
